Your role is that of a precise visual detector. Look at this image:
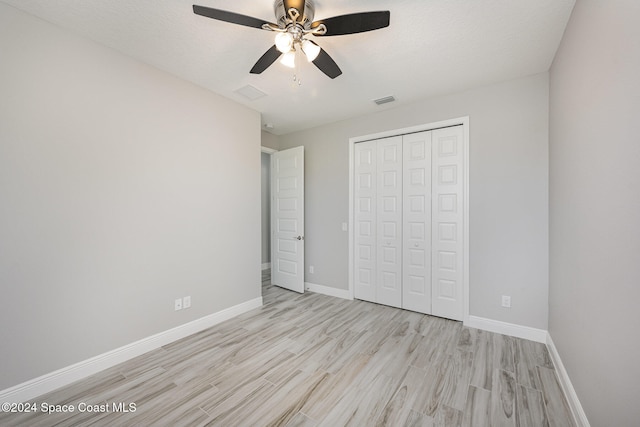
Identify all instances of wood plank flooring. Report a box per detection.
[0,271,575,426]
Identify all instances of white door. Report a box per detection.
[271,146,305,293]
[354,141,377,303]
[402,131,432,314]
[376,136,403,308]
[431,126,464,320]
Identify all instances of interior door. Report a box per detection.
[271,146,305,293]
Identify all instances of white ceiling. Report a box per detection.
[2,0,575,135]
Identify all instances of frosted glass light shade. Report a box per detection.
[280,51,296,68]
[275,32,294,53]
[302,40,320,62]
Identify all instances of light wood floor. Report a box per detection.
[1,271,575,426]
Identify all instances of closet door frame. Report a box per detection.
[348,116,469,322]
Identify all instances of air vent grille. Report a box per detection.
[234,85,267,101]
[373,95,396,105]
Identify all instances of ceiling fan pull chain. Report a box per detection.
[292,72,302,87]
[295,50,302,86]
[292,72,301,87]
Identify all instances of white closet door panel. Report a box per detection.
[377,136,403,308]
[402,131,432,314]
[431,126,464,320]
[354,141,377,303]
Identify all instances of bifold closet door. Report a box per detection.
[402,131,432,314]
[431,126,464,320]
[354,141,377,303]
[354,125,465,320]
[376,136,403,308]
[354,134,429,312]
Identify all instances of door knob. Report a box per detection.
[294,236,304,240]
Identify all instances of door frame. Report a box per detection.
[348,116,470,322]
[261,146,277,272]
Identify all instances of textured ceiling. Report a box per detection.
[2,0,575,135]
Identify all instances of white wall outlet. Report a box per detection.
[501,295,511,308]
[174,298,183,311]
[309,265,314,274]
[183,296,191,309]
[342,222,348,232]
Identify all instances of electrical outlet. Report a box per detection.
[501,295,511,308]
[309,265,314,274]
[342,222,348,232]
[174,298,183,311]
[183,296,191,309]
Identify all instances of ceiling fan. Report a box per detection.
[193,0,390,79]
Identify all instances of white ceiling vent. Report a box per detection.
[373,95,396,106]
[234,85,267,101]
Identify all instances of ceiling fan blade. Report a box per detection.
[193,5,275,29]
[312,47,342,79]
[250,45,282,74]
[311,11,390,36]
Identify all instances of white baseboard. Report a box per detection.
[464,317,587,425]
[305,282,352,300]
[0,297,263,403]
[546,334,590,427]
[464,315,548,343]
[261,262,271,270]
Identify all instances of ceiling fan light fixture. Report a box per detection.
[193,3,390,78]
[275,32,294,53]
[280,50,296,68]
[301,39,320,62]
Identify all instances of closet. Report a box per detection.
[353,125,465,321]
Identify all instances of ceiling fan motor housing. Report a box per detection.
[274,0,315,28]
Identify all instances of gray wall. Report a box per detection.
[279,73,550,329]
[261,131,280,151]
[0,4,261,390]
[549,0,640,425]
